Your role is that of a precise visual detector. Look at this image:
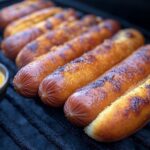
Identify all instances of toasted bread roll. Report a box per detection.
[0,0,53,28]
[16,15,102,68]
[4,7,62,37]
[85,77,150,142]
[64,45,150,126]
[39,29,144,107]
[13,20,120,97]
[2,9,77,60]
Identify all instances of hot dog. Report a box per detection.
[16,15,102,68]
[85,76,150,142]
[2,9,77,60]
[13,20,120,97]
[0,0,54,28]
[39,29,144,107]
[4,7,62,37]
[64,45,150,126]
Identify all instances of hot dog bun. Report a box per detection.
[85,77,150,142]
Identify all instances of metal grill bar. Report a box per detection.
[0,109,35,150]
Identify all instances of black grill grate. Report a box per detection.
[0,0,150,150]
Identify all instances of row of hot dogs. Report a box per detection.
[1,0,150,142]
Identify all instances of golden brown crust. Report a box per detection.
[16,15,102,67]
[2,9,77,60]
[2,27,42,60]
[13,20,120,97]
[39,29,144,107]
[64,45,150,126]
[4,7,62,37]
[0,0,54,28]
[85,77,150,142]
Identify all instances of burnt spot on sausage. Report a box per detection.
[145,84,150,98]
[134,47,150,62]
[88,70,122,92]
[31,28,43,38]
[88,74,115,89]
[98,89,107,100]
[116,64,144,80]
[111,79,121,92]
[67,43,74,50]
[73,57,85,63]
[145,84,150,89]
[29,3,40,9]
[103,73,121,92]
[55,66,66,73]
[55,13,66,20]
[103,21,113,31]
[50,55,57,64]
[59,52,67,61]
[90,40,113,55]
[91,79,105,88]
[28,42,39,52]
[90,25,101,33]
[63,64,80,73]
[102,40,113,50]
[142,52,150,63]
[124,96,150,116]
[45,20,52,30]
[103,73,115,82]
[99,40,114,53]
[66,43,77,54]
[20,28,41,40]
[73,54,96,64]
[111,54,146,77]
[55,9,76,22]
[84,87,107,100]
[19,31,31,39]
[130,97,144,112]
[111,65,131,78]
[84,54,96,63]
[46,32,55,40]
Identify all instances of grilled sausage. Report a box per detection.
[39,29,144,107]
[64,45,150,126]
[0,0,54,28]
[85,76,150,142]
[4,7,62,37]
[2,9,77,60]
[13,20,120,97]
[16,15,102,68]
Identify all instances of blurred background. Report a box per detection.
[78,0,150,30]
[0,0,150,29]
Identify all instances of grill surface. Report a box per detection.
[0,0,150,150]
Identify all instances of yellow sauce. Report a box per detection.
[0,72,5,87]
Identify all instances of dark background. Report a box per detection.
[78,0,150,30]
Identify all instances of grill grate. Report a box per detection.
[0,0,150,150]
